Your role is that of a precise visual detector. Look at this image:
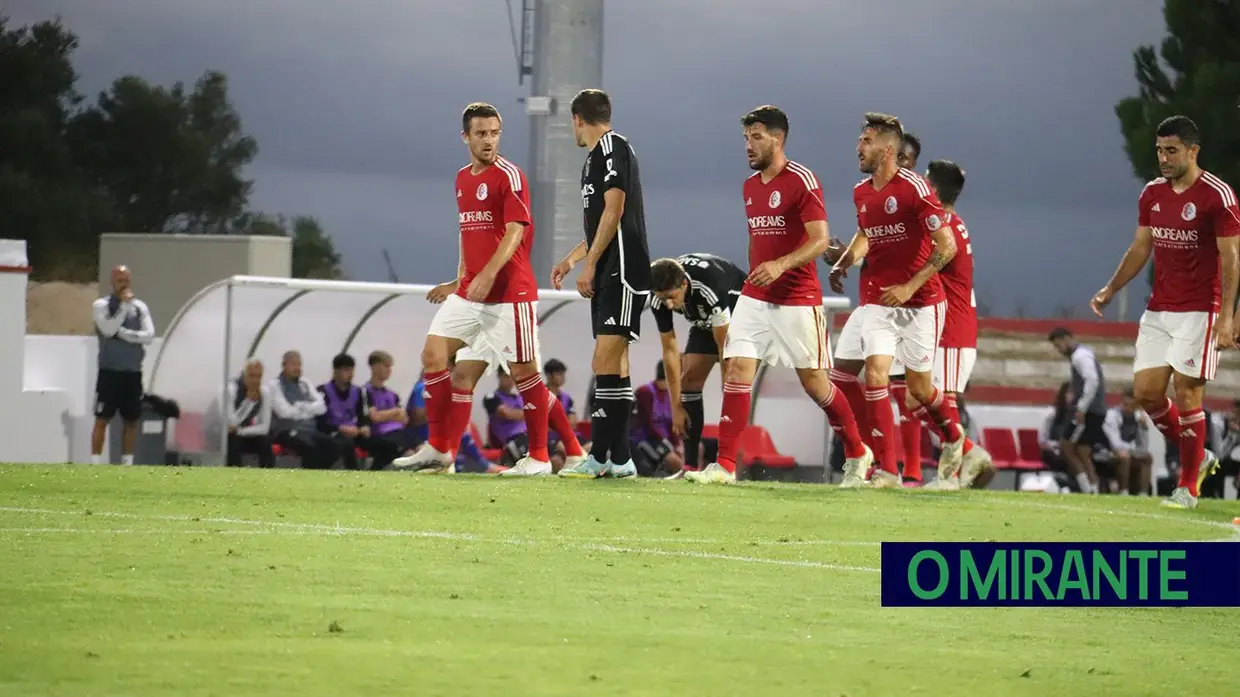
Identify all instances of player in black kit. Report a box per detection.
[552,88,652,479]
[648,253,746,475]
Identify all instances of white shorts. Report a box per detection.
[833,306,866,362]
[428,294,540,366]
[859,301,946,374]
[1134,310,1221,381]
[933,347,977,393]
[723,295,830,370]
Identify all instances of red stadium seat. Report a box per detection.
[982,428,1044,471]
[1017,429,1043,463]
[920,426,937,467]
[737,425,796,468]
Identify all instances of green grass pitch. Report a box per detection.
[1,464,1238,696]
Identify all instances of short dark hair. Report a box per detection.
[1047,327,1073,342]
[461,102,501,133]
[570,89,611,125]
[902,132,922,161]
[543,358,567,375]
[862,112,904,143]
[649,258,688,293]
[332,353,355,370]
[368,350,392,367]
[1156,115,1200,147]
[741,105,789,137]
[926,160,966,206]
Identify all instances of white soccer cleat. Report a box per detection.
[393,444,454,474]
[664,469,686,480]
[839,445,874,488]
[958,445,995,488]
[684,462,735,485]
[922,475,960,490]
[500,457,553,477]
[870,470,902,489]
[562,454,588,471]
[936,424,967,480]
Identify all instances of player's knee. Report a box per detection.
[449,368,477,391]
[862,365,889,389]
[506,361,538,382]
[421,341,449,372]
[723,359,755,385]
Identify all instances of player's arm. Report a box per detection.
[585,146,630,268]
[1101,226,1154,294]
[902,225,957,294]
[1071,352,1100,417]
[833,229,868,269]
[92,298,126,337]
[1102,409,1126,453]
[654,307,682,409]
[780,219,830,272]
[117,300,156,344]
[1217,234,1239,319]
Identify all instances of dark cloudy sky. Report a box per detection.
[11,0,1172,317]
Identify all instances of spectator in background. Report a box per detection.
[270,350,335,469]
[361,350,408,469]
[318,353,368,470]
[631,360,684,477]
[90,265,156,465]
[1206,400,1240,499]
[483,370,529,467]
[226,358,274,468]
[1102,389,1154,495]
[1038,382,1074,470]
[1048,328,1106,494]
[406,372,429,451]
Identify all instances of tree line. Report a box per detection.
[0,15,343,281]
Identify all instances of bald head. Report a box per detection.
[111,265,131,293]
[281,350,303,379]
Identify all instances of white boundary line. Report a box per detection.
[0,507,879,574]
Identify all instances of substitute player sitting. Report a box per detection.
[648,253,746,472]
[687,105,872,485]
[1090,115,1240,509]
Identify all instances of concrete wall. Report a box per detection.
[98,234,292,333]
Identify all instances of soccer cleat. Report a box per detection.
[609,460,639,479]
[922,476,960,491]
[558,455,611,479]
[663,469,686,480]
[870,470,902,488]
[500,457,552,477]
[684,462,735,485]
[839,445,874,488]
[1160,486,1198,510]
[1197,449,1220,493]
[562,454,588,471]
[958,446,996,488]
[936,424,967,480]
[902,479,924,489]
[393,445,454,474]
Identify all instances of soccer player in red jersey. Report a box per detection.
[829,113,975,488]
[686,105,873,485]
[393,102,561,476]
[1089,115,1240,509]
[915,160,995,489]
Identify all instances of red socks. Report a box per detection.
[516,373,551,462]
[864,385,899,475]
[1149,398,1182,441]
[424,369,453,453]
[890,380,922,481]
[817,385,867,459]
[921,389,972,455]
[443,389,474,458]
[716,382,752,473]
[830,369,873,449]
[1177,408,1207,496]
[548,392,584,457]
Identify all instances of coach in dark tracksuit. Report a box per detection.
[90,265,155,465]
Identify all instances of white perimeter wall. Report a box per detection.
[19,334,1170,477]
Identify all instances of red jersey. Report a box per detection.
[938,212,977,348]
[854,168,946,308]
[455,157,537,304]
[1138,171,1240,313]
[741,161,826,306]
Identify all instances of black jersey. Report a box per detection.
[581,130,651,291]
[651,253,745,333]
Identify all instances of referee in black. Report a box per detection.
[552,88,651,480]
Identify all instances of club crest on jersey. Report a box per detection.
[926,214,943,231]
[768,191,781,209]
[476,183,488,201]
[1181,202,1197,221]
[884,196,898,214]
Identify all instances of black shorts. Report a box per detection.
[591,282,647,342]
[1067,412,1107,447]
[685,326,720,357]
[95,369,143,422]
